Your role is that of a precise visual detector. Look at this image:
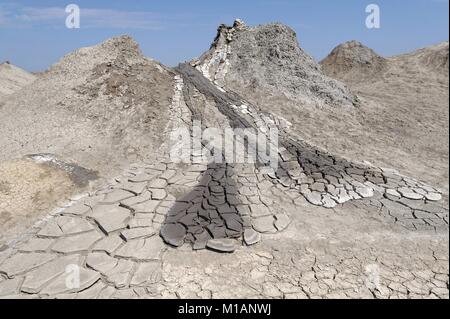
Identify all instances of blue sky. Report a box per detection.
[0,0,448,72]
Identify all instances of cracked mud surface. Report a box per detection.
[0,158,447,299]
[0,69,448,299]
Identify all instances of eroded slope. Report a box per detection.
[0,62,36,98]
[321,41,449,191]
[0,36,175,178]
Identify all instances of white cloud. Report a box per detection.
[81,8,163,30]
[17,7,66,22]
[0,4,164,30]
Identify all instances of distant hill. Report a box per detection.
[320,40,387,82]
[320,41,449,189]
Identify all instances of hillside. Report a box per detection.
[0,36,176,244]
[0,36,175,177]
[193,20,357,109]
[321,41,449,191]
[320,40,387,82]
[0,62,36,98]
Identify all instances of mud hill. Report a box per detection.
[411,41,449,74]
[193,20,357,109]
[0,36,175,177]
[321,41,449,191]
[0,62,36,98]
[0,36,176,242]
[320,40,387,82]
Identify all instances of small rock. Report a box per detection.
[386,188,401,197]
[425,192,442,201]
[206,239,237,253]
[160,223,187,247]
[398,187,424,200]
[355,186,374,198]
[244,229,261,245]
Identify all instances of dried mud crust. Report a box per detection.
[0,159,447,299]
[175,64,448,230]
[1,66,446,298]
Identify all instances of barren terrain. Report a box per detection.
[0,20,448,299]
